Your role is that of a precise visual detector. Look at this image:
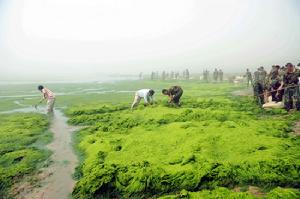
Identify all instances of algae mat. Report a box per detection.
[66,87,300,198]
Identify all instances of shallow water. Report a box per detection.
[1,106,79,199]
[20,110,79,199]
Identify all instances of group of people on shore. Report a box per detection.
[203,69,224,82]
[246,63,300,111]
[36,62,300,113]
[150,69,190,81]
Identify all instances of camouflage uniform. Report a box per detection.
[253,70,264,105]
[246,71,252,87]
[283,69,300,111]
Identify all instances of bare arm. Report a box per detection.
[35,93,46,108]
[168,95,173,103]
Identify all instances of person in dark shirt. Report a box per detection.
[266,65,282,102]
[162,86,183,106]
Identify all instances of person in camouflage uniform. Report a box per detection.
[245,68,252,87]
[281,63,300,111]
[253,68,265,105]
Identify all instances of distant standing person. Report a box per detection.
[219,69,223,82]
[36,85,56,113]
[131,89,155,109]
[253,68,264,105]
[203,70,207,82]
[185,69,190,80]
[213,69,218,82]
[162,86,183,106]
[245,69,253,87]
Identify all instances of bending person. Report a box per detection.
[162,86,183,106]
[36,85,56,113]
[131,89,155,109]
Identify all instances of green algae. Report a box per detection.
[0,113,51,197]
[159,187,300,199]
[64,82,300,198]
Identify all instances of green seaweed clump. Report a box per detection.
[66,83,300,198]
[0,113,51,197]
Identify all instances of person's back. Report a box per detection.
[136,89,151,98]
[258,70,266,84]
[42,87,55,99]
[131,89,155,109]
[162,86,183,106]
[254,70,259,82]
[169,86,182,95]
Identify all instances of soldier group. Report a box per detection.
[203,68,223,82]
[247,63,300,111]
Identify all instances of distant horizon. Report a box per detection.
[1,0,299,80]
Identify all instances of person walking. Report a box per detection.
[245,68,253,87]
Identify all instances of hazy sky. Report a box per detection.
[0,0,299,81]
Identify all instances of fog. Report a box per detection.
[0,0,299,81]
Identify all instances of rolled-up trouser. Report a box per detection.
[47,98,55,113]
[284,86,300,111]
[172,89,183,105]
[131,93,141,109]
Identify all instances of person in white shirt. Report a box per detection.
[131,89,155,109]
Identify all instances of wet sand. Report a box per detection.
[20,110,79,199]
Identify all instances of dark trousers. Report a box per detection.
[253,82,264,105]
[271,89,283,102]
[172,89,183,105]
[284,86,300,111]
[270,83,283,102]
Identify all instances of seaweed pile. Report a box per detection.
[67,92,300,198]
